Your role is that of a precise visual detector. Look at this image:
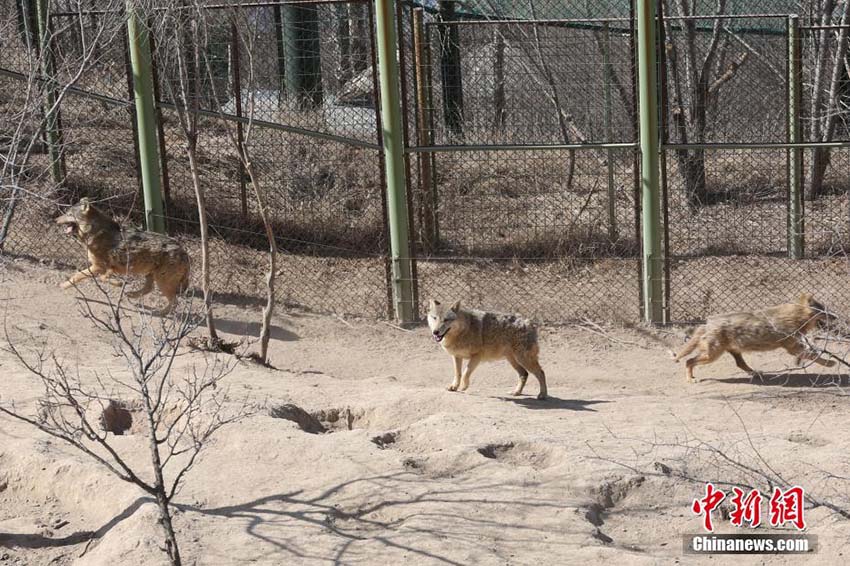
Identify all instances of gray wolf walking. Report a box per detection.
[427,299,548,400]
[671,293,836,382]
[56,198,189,312]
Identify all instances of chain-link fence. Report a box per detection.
[3,0,850,324]
[397,2,642,322]
[660,6,850,322]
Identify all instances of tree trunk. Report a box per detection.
[350,4,368,75]
[243,157,276,364]
[665,0,733,210]
[809,147,831,200]
[527,3,575,189]
[676,148,708,208]
[807,0,850,200]
[336,4,352,84]
[186,145,219,343]
[155,489,181,566]
[142,385,181,566]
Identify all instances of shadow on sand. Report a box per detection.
[498,396,611,411]
[211,318,299,341]
[709,372,850,388]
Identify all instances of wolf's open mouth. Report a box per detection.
[64,225,76,235]
[433,329,449,342]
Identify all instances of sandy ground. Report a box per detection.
[1,259,850,565]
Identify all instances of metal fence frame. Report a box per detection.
[658,11,850,323]
[5,0,850,325]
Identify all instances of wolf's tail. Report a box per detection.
[670,326,705,362]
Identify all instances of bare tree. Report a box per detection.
[479,0,595,190]
[142,0,221,346]
[806,0,850,200]
[205,5,278,365]
[149,1,278,364]
[663,0,749,209]
[0,284,247,566]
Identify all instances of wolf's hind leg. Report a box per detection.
[730,352,756,374]
[126,274,155,298]
[516,352,547,400]
[507,353,529,396]
[519,355,549,401]
[153,275,184,314]
[684,346,722,382]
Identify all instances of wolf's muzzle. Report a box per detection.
[433,328,449,342]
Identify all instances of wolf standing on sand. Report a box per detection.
[671,293,836,382]
[55,198,190,313]
[427,299,548,400]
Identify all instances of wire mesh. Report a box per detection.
[4,0,850,325]
[661,10,850,322]
[399,2,643,322]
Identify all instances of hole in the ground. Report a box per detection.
[592,475,646,509]
[100,400,134,435]
[584,503,605,527]
[591,527,614,544]
[311,407,367,431]
[477,443,515,460]
[371,431,398,449]
[476,441,554,469]
[402,457,425,474]
[269,405,368,433]
[269,404,327,434]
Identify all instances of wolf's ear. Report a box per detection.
[798,292,814,305]
[428,299,439,311]
[79,197,90,213]
[450,300,461,313]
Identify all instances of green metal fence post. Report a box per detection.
[375,0,415,324]
[35,0,66,187]
[787,16,804,259]
[636,0,663,323]
[126,3,165,234]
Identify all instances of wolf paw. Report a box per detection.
[749,370,766,382]
[536,392,547,400]
[59,281,72,290]
[447,384,458,392]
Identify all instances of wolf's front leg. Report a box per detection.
[447,356,463,391]
[787,340,837,368]
[458,355,481,392]
[60,265,104,289]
